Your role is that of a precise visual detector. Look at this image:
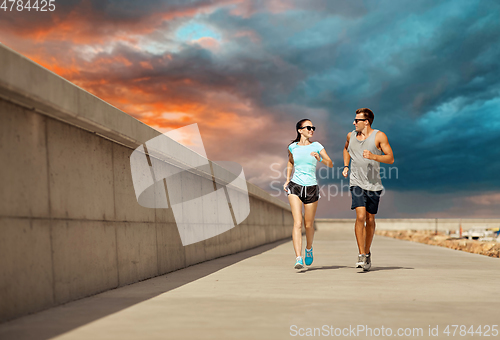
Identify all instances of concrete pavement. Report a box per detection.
[1,225,499,339]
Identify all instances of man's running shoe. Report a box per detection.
[362,252,371,271]
[294,256,304,269]
[305,247,313,266]
[355,254,365,268]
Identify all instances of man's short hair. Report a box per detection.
[355,108,374,125]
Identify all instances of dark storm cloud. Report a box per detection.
[1,0,499,200]
[0,0,224,41]
[204,0,500,193]
[71,41,304,110]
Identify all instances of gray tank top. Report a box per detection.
[348,130,384,191]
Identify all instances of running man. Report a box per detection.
[342,108,394,271]
[285,119,333,270]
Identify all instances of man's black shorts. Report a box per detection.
[286,181,320,204]
[350,186,383,214]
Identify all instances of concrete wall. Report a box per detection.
[316,219,500,232]
[0,44,293,322]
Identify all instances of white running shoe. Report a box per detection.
[294,256,304,269]
[362,252,371,271]
[355,254,365,268]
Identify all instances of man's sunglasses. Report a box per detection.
[354,119,368,124]
[300,126,316,131]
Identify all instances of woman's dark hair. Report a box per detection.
[289,118,312,146]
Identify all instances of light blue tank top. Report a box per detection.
[288,141,324,186]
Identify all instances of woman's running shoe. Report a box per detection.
[294,256,304,269]
[305,248,313,266]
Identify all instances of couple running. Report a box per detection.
[284,108,394,271]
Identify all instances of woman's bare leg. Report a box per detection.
[303,200,318,249]
[288,194,304,257]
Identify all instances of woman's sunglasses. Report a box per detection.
[300,125,316,131]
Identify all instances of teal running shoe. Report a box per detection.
[294,256,304,269]
[305,247,313,266]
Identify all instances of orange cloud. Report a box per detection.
[26,54,82,79]
[232,30,261,43]
[465,193,500,206]
[0,0,303,184]
[0,0,235,45]
[139,61,154,70]
[194,37,220,50]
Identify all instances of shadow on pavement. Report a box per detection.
[357,266,414,273]
[297,265,348,273]
[0,238,290,340]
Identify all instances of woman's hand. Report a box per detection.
[283,180,290,192]
[310,152,321,161]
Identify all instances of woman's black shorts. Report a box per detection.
[286,181,320,204]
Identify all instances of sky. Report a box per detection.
[1,0,499,219]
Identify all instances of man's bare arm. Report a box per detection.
[364,132,394,164]
[342,132,351,177]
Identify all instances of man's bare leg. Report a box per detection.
[365,212,376,254]
[354,207,367,254]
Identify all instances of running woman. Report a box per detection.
[284,119,333,269]
[342,108,394,271]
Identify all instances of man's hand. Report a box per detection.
[363,150,374,160]
[310,152,321,161]
[342,167,349,178]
